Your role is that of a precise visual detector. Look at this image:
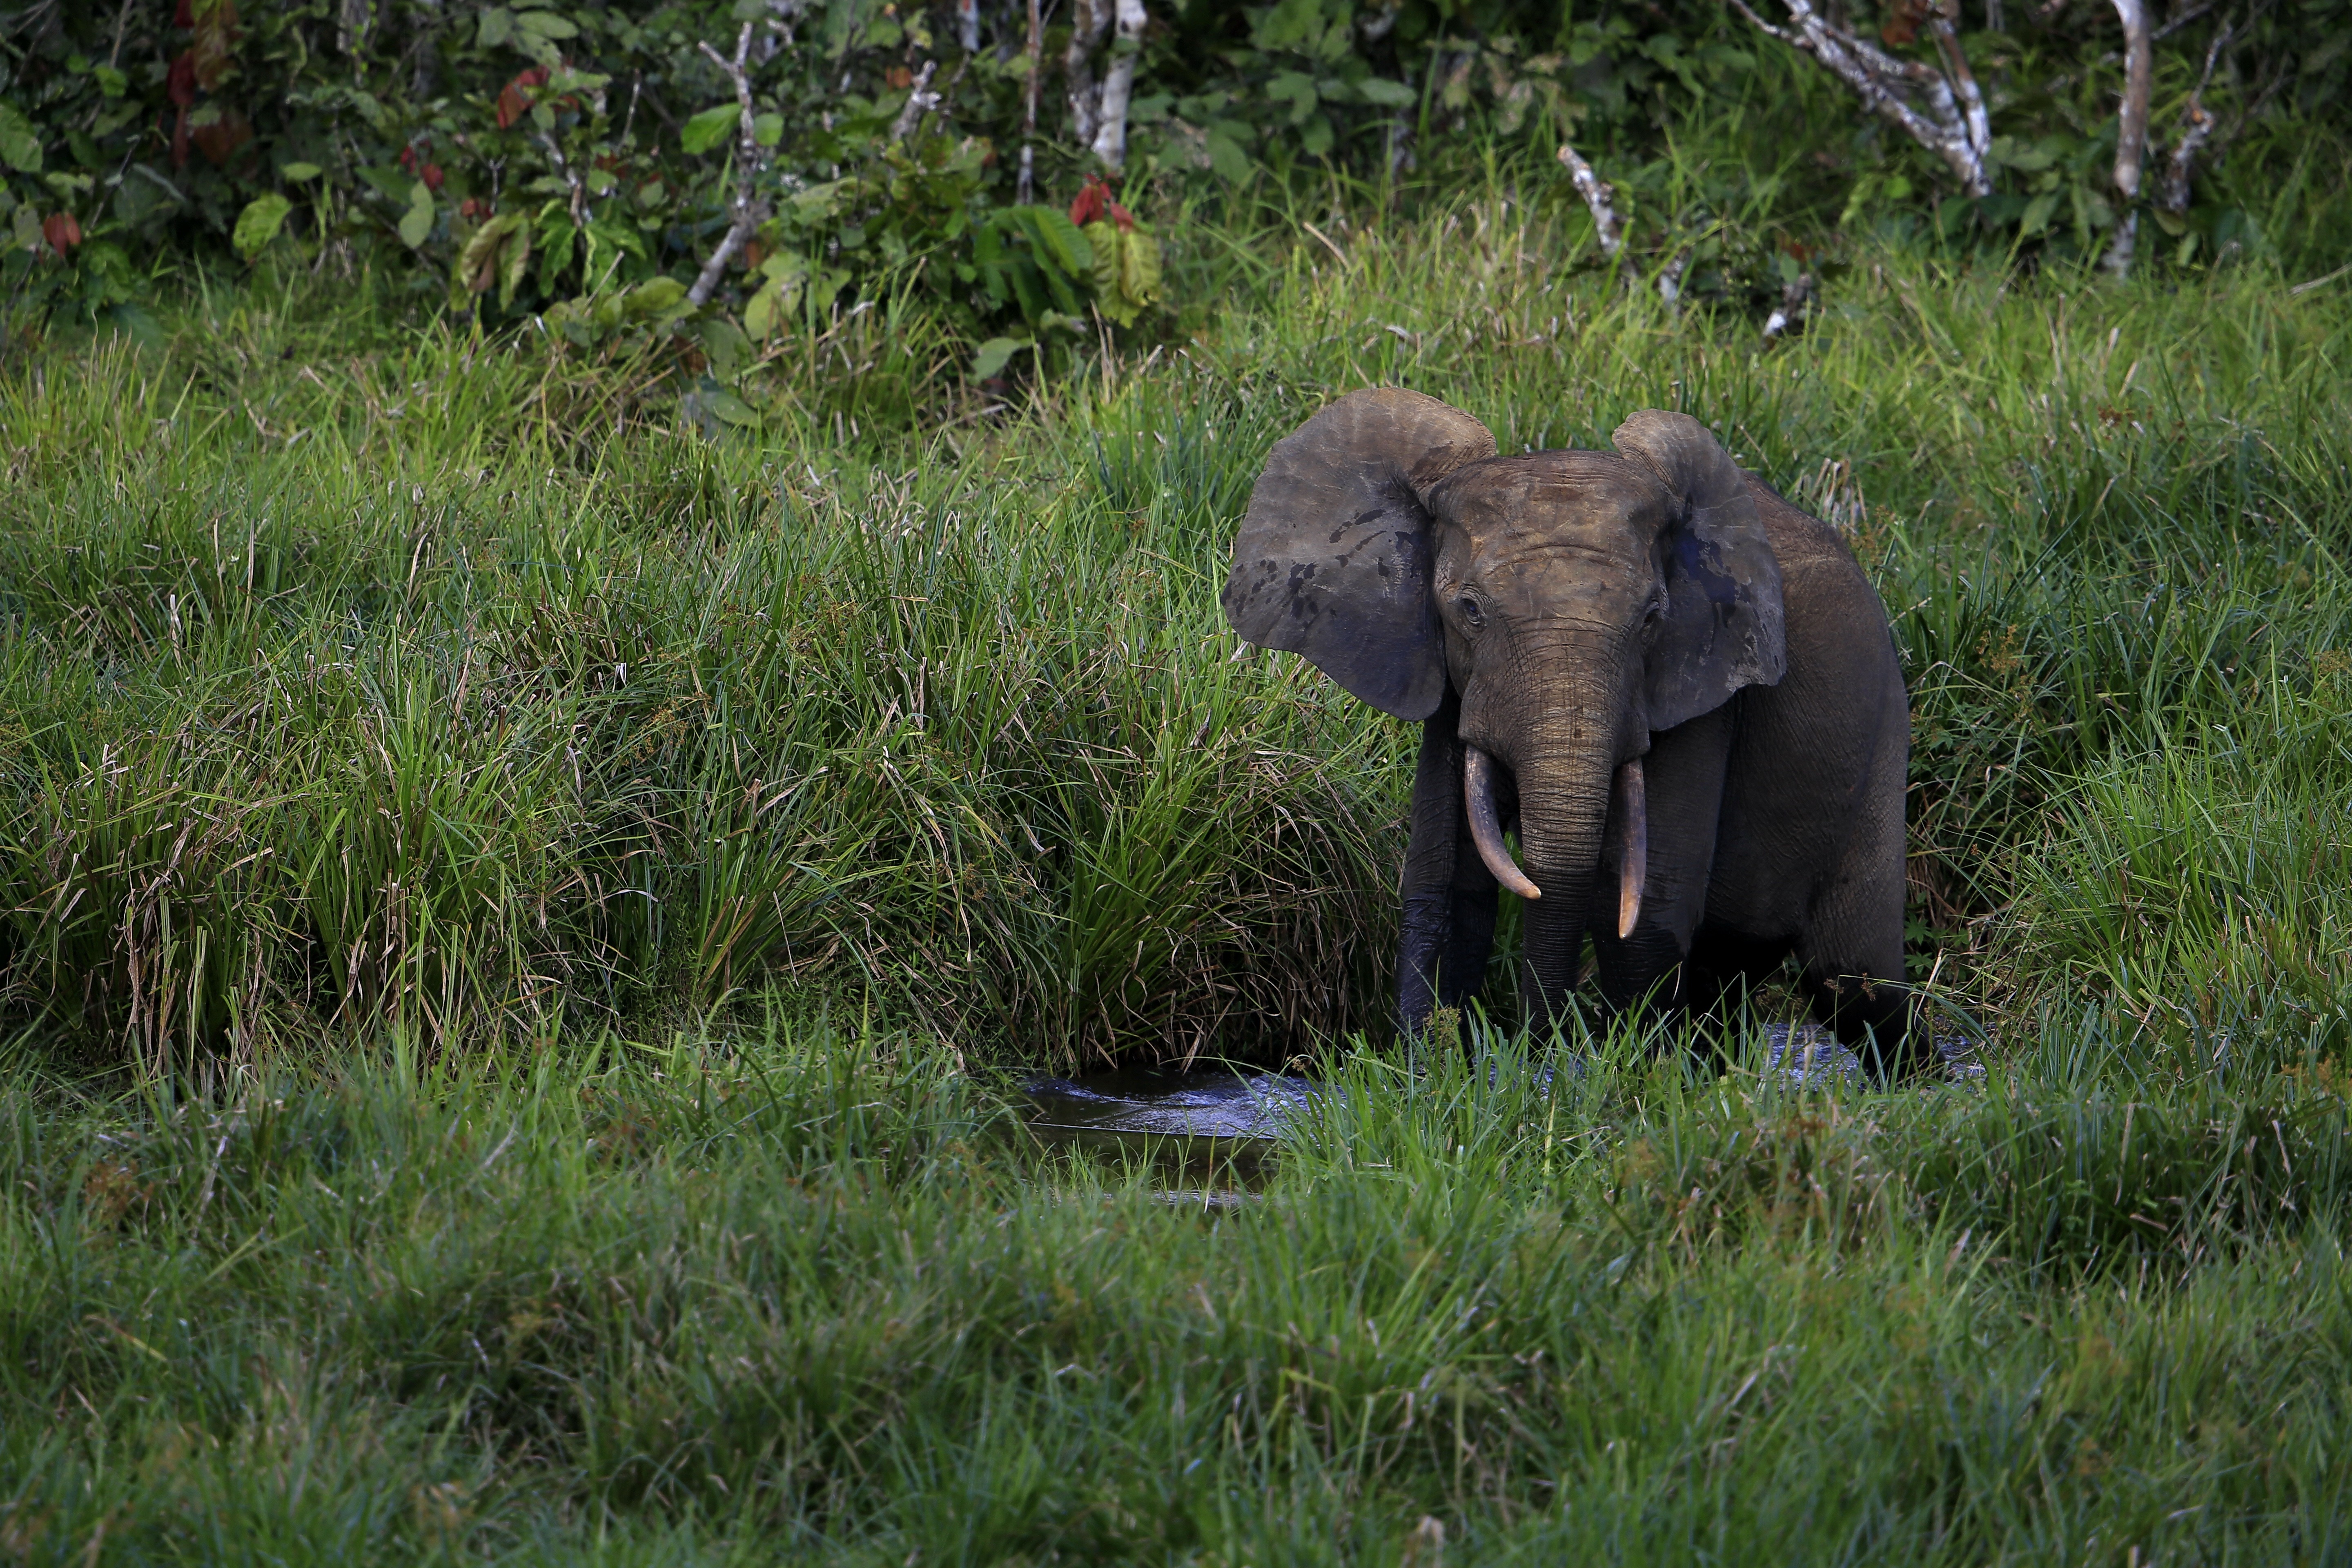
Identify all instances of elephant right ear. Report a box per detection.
[1222,389,1496,721]
[1613,411,1787,732]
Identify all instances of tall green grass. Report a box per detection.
[7,200,2349,1068]
[5,1013,2351,1563]
[7,187,2352,1562]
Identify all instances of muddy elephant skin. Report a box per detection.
[1221,389,1919,1072]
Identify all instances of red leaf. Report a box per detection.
[174,0,194,26]
[423,164,444,191]
[496,67,550,131]
[42,213,83,254]
[192,109,252,167]
[1069,176,1113,228]
[166,51,198,109]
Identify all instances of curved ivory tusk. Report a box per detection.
[1463,746,1541,900]
[1612,757,1647,939]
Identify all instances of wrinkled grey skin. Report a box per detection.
[1222,389,1920,1071]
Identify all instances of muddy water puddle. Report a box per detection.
[1017,1067,1316,1203]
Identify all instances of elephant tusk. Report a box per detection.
[1463,746,1541,899]
[1612,757,1647,939]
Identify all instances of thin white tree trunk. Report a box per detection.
[2102,0,2152,276]
[1088,0,1147,170]
[1065,0,1113,151]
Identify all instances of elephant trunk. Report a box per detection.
[1503,710,1626,1037]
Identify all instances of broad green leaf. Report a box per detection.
[682,104,740,156]
[454,213,528,306]
[91,66,127,98]
[1083,221,1163,328]
[398,182,435,248]
[706,388,760,427]
[791,179,853,221]
[0,103,43,175]
[753,113,784,148]
[11,204,42,253]
[1356,76,1415,107]
[232,194,294,259]
[536,214,576,295]
[744,252,809,339]
[1020,206,1092,276]
[477,6,514,48]
[628,275,689,318]
[1205,129,1252,182]
[2020,191,2059,237]
[699,316,752,377]
[971,336,1031,380]
[280,162,323,182]
[358,164,414,201]
[500,222,533,307]
[514,9,579,38]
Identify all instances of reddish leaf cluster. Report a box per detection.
[42,212,83,256]
[1069,176,1135,233]
[497,68,552,131]
[398,143,446,191]
[1880,0,1936,48]
[166,0,246,169]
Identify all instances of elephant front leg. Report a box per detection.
[1588,706,1731,1023]
[1399,692,1500,1037]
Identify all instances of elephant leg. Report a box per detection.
[1683,926,1796,1037]
[1399,690,1499,1036]
[1589,707,1731,1024]
[1795,679,1921,1075]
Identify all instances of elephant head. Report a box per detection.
[1222,388,1785,1026]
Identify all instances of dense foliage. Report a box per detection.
[1,0,2345,414]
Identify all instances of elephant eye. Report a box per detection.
[1455,594,1486,630]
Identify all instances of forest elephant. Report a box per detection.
[1221,389,1922,1072]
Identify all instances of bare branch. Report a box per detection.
[1555,140,1625,258]
[2153,0,2219,37]
[689,23,764,308]
[1763,270,1814,339]
[889,58,941,143]
[1658,247,1692,313]
[2101,0,2152,277]
[2157,20,2226,213]
[1727,0,1993,196]
[956,0,980,53]
[2157,100,2215,212]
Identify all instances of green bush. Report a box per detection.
[2,0,2343,411]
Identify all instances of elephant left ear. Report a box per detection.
[1613,411,1787,733]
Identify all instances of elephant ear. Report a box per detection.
[1612,410,1787,733]
[1222,388,1496,720]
